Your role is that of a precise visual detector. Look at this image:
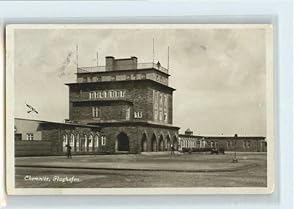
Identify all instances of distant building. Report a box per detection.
[15,56,180,156]
[179,128,267,152]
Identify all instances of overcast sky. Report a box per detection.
[14,26,267,136]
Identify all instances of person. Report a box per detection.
[65,143,72,159]
[157,61,161,68]
[170,144,175,156]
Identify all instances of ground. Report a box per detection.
[15,152,267,188]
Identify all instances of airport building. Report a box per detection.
[179,128,267,152]
[15,56,180,156]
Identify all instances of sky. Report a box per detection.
[14,26,267,136]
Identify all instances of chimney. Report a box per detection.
[105,56,114,71]
[131,56,138,69]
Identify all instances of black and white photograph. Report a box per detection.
[5,24,274,195]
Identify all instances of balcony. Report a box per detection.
[77,62,169,75]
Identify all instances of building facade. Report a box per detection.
[14,118,104,156]
[15,56,179,156]
[179,129,267,152]
[66,56,179,154]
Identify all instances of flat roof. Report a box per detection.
[15,118,100,128]
[65,79,176,91]
[179,134,266,139]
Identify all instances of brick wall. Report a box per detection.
[101,125,179,154]
[15,140,54,157]
[69,81,174,124]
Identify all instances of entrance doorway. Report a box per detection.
[116,132,129,152]
[151,134,157,152]
[158,135,164,151]
[141,133,147,152]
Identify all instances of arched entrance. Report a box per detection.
[165,135,171,151]
[116,132,129,152]
[158,135,164,151]
[141,133,147,152]
[151,134,157,152]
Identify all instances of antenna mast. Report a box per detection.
[96,51,99,66]
[167,46,170,70]
[152,38,155,63]
[76,44,79,68]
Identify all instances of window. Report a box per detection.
[154,110,158,121]
[94,135,99,149]
[84,135,88,152]
[93,76,98,82]
[101,136,106,146]
[125,107,131,120]
[159,111,163,121]
[102,91,107,98]
[126,75,131,80]
[134,112,143,119]
[62,134,68,150]
[164,95,168,108]
[164,113,168,122]
[214,141,218,148]
[92,107,99,118]
[89,91,97,99]
[120,90,125,97]
[75,134,80,152]
[70,134,75,147]
[26,133,34,141]
[88,135,93,152]
[111,75,116,81]
[247,141,251,148]
[160,94,163,106]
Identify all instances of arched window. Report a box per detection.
[83,135,88,152]
[75,134,80,152]
[88,135,93,152]
[94,135,99,151]
[70,134,75,148]
[62,134,68,151]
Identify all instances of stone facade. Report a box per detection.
[100,124,179,153]
[65,56,179,154]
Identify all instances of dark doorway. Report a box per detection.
[151,134,157,152]
[117,132,129,151]
[166,136,171,151]
[141,133,147,152]
[158,135,164,151]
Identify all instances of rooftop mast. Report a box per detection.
[96,51,99,66]
[152,38,155,63]
[167,46,170,70]
[76,44,79,68]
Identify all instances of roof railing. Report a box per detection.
[77,62,168,74]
